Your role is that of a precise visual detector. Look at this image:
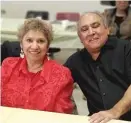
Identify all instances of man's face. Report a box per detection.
[78,13,109,52]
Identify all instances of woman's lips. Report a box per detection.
[29,51,40,54]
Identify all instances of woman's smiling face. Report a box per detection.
[21,30,48,62]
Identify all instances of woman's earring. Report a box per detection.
[20,48,24,58]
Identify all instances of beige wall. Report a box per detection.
[1,1,112,21]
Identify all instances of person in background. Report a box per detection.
[64,11,131,122]
[104,0,131,41]
[1,18,74,114]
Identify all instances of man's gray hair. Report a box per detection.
[77,11,108,31]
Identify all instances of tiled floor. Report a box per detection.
[73,86,89,115]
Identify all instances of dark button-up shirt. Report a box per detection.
[64,37,131,120]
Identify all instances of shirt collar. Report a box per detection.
[39,56,49,78]
[19,56,49,75]
[80,36,118,62]
[103,36,118,49]
[19,57,28,74]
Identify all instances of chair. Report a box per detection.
[25,11,49,20]
[48,48,61,59]
[56,12,80,21]
[1,41,21,63]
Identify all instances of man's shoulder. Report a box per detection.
[109,36,130,45]
[65,50,82,63]
[109,37,131,53]
[64,49,86,68]
[118,39,131,52]
[116,38,130,46]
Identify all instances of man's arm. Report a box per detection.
[89,41,131,123]
[112,85,131,117]
[89,85,131,123]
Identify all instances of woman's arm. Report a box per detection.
[54,68,74,114]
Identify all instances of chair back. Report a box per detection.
[1,41,21,63]
[56,12,80,21]
[25,11,49,20]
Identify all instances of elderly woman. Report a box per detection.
[1,18,74,114]
[104,0,131,40]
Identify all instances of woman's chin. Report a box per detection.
[27,56,41,61]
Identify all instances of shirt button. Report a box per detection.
[26,100,29,103]
[103,93,106,96]
[100,79,103,82]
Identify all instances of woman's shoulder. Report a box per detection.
[48,60,73,84]
[104,8,115,16]
[2,57,22,67]
[49,60,71,73]
[105,8,114,12]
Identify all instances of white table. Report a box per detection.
[0,106,130,123]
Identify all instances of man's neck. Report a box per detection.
[88,50,100,60]
[91,52,100,60]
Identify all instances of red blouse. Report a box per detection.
[1,57,74,114]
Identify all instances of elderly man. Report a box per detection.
[64,11,131,123]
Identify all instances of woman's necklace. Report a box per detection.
[28,63,43,73]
